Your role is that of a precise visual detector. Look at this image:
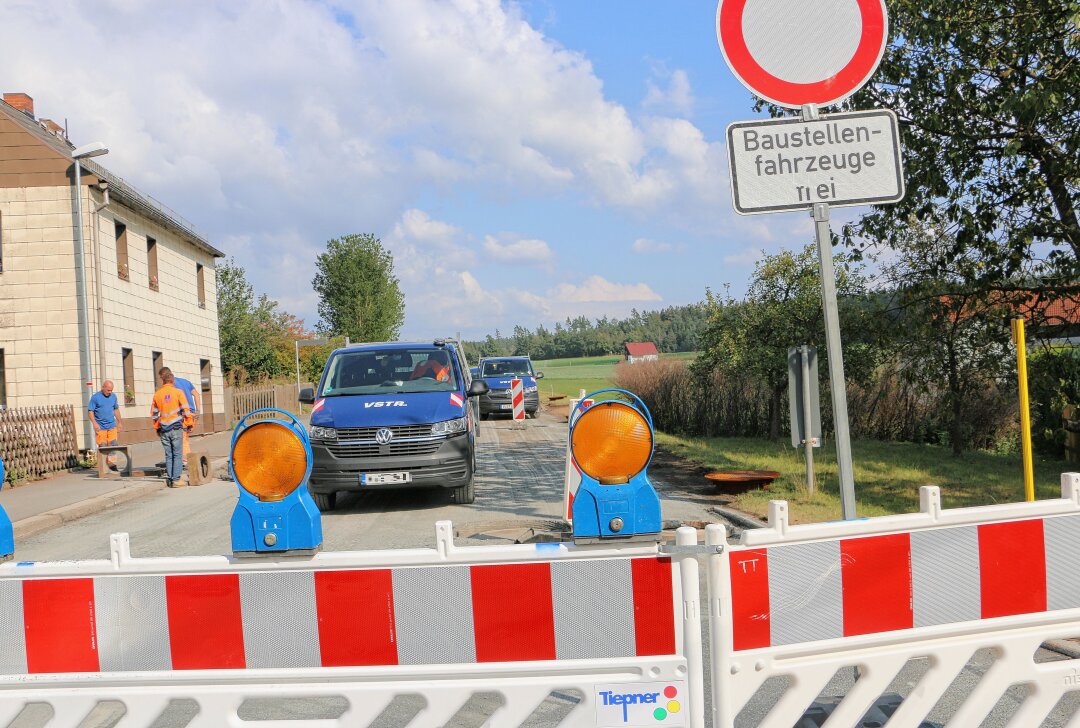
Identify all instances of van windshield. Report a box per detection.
[319,349,459,396]
[481,359,534,378]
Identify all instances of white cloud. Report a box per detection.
[723,248,765,266]
[0,0,735,331]
[482,235,554,265]
[644,67,695,116]
[632,237,687,254]
[548,276,662,304]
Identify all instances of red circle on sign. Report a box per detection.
[664,686,678,699]
[717,0,887,109]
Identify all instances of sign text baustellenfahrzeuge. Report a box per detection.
[726,109,904,215]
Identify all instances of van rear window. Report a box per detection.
[320,349,458,397]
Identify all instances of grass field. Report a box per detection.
[657,432,1072,524]
[535,352,697,400]
[533,352,1069,524]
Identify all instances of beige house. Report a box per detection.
[0,92,226,448]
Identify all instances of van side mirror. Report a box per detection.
[467,380,489,397]
[535,371,544,379]
[299,387,316,404]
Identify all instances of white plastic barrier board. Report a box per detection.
[709,473,1080,728]
[0,521,704,728]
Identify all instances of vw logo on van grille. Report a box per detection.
[375,428,394,445]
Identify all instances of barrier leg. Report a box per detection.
[705,524,729,728]
[676,526,706,728]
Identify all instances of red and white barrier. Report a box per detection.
[0,557,678,674]
[0,522,703,728]
[709,473,1080,728]
[562,396,594,522]
[510,377,525,421]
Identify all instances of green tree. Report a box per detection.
[216,259,283,380]
[312,234,405,342]
[695,246,877,440]
[845,0,1080,289]
[881,215,1021,454]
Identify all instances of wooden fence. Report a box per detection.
[0,405,80,482]
[223,384,307,428]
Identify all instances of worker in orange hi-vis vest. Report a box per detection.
[151,367,194,488]
[410,351,451,382]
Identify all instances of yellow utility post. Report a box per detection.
[1011,317,1035,501]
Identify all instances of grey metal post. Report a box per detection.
[73,161,94,452]
[813,203,857,519]
[800,345,816,495]
[295,340,301,396]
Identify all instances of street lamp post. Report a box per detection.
[72,142,109,452]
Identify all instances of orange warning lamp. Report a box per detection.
[232,421,308,501]
[571,401,653,484]
[229,409,321,555]
[569,390,661,541]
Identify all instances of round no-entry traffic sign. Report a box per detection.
[717,0,888,109]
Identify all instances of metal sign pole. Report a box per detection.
[812,202,857,519]
[295,340,301,397]
[800,345,816,496]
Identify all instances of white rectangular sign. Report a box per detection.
[727,109,904,214]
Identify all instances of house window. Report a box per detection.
[0,349,6,409]
[153,351,164,389]
[115,221,129,280]
[147,237,158,291]
[197,263,206,308]
[122,348,135,405]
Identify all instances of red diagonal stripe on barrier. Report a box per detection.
[729,549,770,650]
[631,557,676,656]
[470,563,556,662]
[841,533,913,636]
[315,569,398,666]
[166,574,246,669]
[979,519,1047,618]
[23,578,100,673]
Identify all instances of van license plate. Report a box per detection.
[500,404,512,410]
[361,472,411,485]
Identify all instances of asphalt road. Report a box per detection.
[8,412,1080,727]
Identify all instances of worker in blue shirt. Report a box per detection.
[173,376,202,467]
[87,380,122,448]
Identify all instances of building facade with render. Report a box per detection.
[0,93,226,449]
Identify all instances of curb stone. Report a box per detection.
[708,506,767,533]
[12,457,239,540]
[13,481,167,541]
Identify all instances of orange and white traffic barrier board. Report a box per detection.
[511,378,525,422]
[562,397,594,523]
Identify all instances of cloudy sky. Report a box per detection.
[1,0,825,339]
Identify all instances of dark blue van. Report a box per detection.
[475,356,543,419]
[299,340,487,511]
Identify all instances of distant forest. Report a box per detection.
[465,303,707,359]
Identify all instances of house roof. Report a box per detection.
[625,342,659,357]
[0,98,224,258]
[943,291,1080,328]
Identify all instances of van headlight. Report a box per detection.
[432,417,467,435]
[525,385,538,393]
[309,425,337,440]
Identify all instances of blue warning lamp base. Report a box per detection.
[0,457,12,560]
[229,409,323,556]
[572,471,662,541]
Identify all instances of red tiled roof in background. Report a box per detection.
[625,342,660,357]
[941,291,1080,326]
